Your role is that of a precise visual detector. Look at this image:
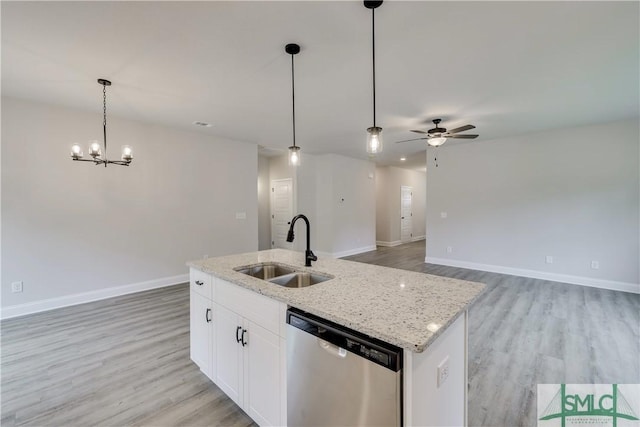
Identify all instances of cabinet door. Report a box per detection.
[244,320,281,426]
[215,303,244,407]
[190,292,212,379]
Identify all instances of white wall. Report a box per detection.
[257,155,271,250]
[375,166,426,245]
[311,154,376,257]
[266,153,376,258]
[426,119,639,291]
[1,97,259,314]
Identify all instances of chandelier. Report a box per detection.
[70,79,133,167]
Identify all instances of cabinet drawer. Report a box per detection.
[216,279,280,335]
[190,269,213,300]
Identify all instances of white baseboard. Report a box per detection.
[318,245,377,259]
[377,236,425,247]
[424,257,639,294]
[376,240,402,247]
[333,245,377,258]
[0,274,189,320]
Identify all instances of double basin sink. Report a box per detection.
[233,263,333,288]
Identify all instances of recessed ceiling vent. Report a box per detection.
[192,121,212,127]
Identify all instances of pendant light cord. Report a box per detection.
[291,53,296,148]
[372,7,376,127]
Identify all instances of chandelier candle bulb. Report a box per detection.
[89,141,101,157]
[121,146,133,161]
[71,144,83,159]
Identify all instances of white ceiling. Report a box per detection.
[2,1,638,169]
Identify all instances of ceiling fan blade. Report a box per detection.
[447,134,478,139]
[447,124,475,134]
[410,129,429,134]
[395,137,428,144]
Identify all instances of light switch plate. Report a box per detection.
[11,281,23,293]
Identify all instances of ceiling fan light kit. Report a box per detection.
[427,137,447,147]
[70,79,133,167]
[285,43,302,166]
[365,0,383,156]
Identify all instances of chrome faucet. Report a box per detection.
[286,214,317,267]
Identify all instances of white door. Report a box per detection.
[190,292,212,379]
[401,186,413,243]
[215,303,244,407]
[244,321,281,426]
[271,179,293,249]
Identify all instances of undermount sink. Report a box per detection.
[234,263,296,280]
[234,262,333,288]
[267,272,333,288]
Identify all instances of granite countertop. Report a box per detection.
[187,249,486,353]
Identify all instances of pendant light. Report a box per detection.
[365,1,383,155]
[286,43,301,166]
[70,79,133,167]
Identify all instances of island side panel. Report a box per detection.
[404,311,467,426]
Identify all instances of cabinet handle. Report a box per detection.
[205,308,212,323]
[241,329,247,347]
[195,280,204,286]
[236,326,242,343]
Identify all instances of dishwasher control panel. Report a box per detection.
[287,307,402,371]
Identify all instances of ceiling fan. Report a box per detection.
[395,119,478,147]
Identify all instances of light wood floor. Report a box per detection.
[344,241,640,426]
[1,242,638,426]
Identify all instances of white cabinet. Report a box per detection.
[190,270,215,380]
[214,293,282,426]
[244,320,281,426]
[189,269,286,427]
[214,303,243,405]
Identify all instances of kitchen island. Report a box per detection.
[187,249,485,426]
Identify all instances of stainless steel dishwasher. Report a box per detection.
[287,307,403,426]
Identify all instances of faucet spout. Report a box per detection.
[286,214,317,267]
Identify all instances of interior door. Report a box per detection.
[401,186,413,243]
[214,303,243,407]
[271,178,293,249]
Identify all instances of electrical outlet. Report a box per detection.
[447,246,453,254]
[235,212,246,220]
[440,212,448,219]
[546,255,553,264]
[203,254,209,259]
[11,281,23,293]
[437,356,450,388]
[591,261,599,269]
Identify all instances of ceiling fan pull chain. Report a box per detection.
[434,147,439,167]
